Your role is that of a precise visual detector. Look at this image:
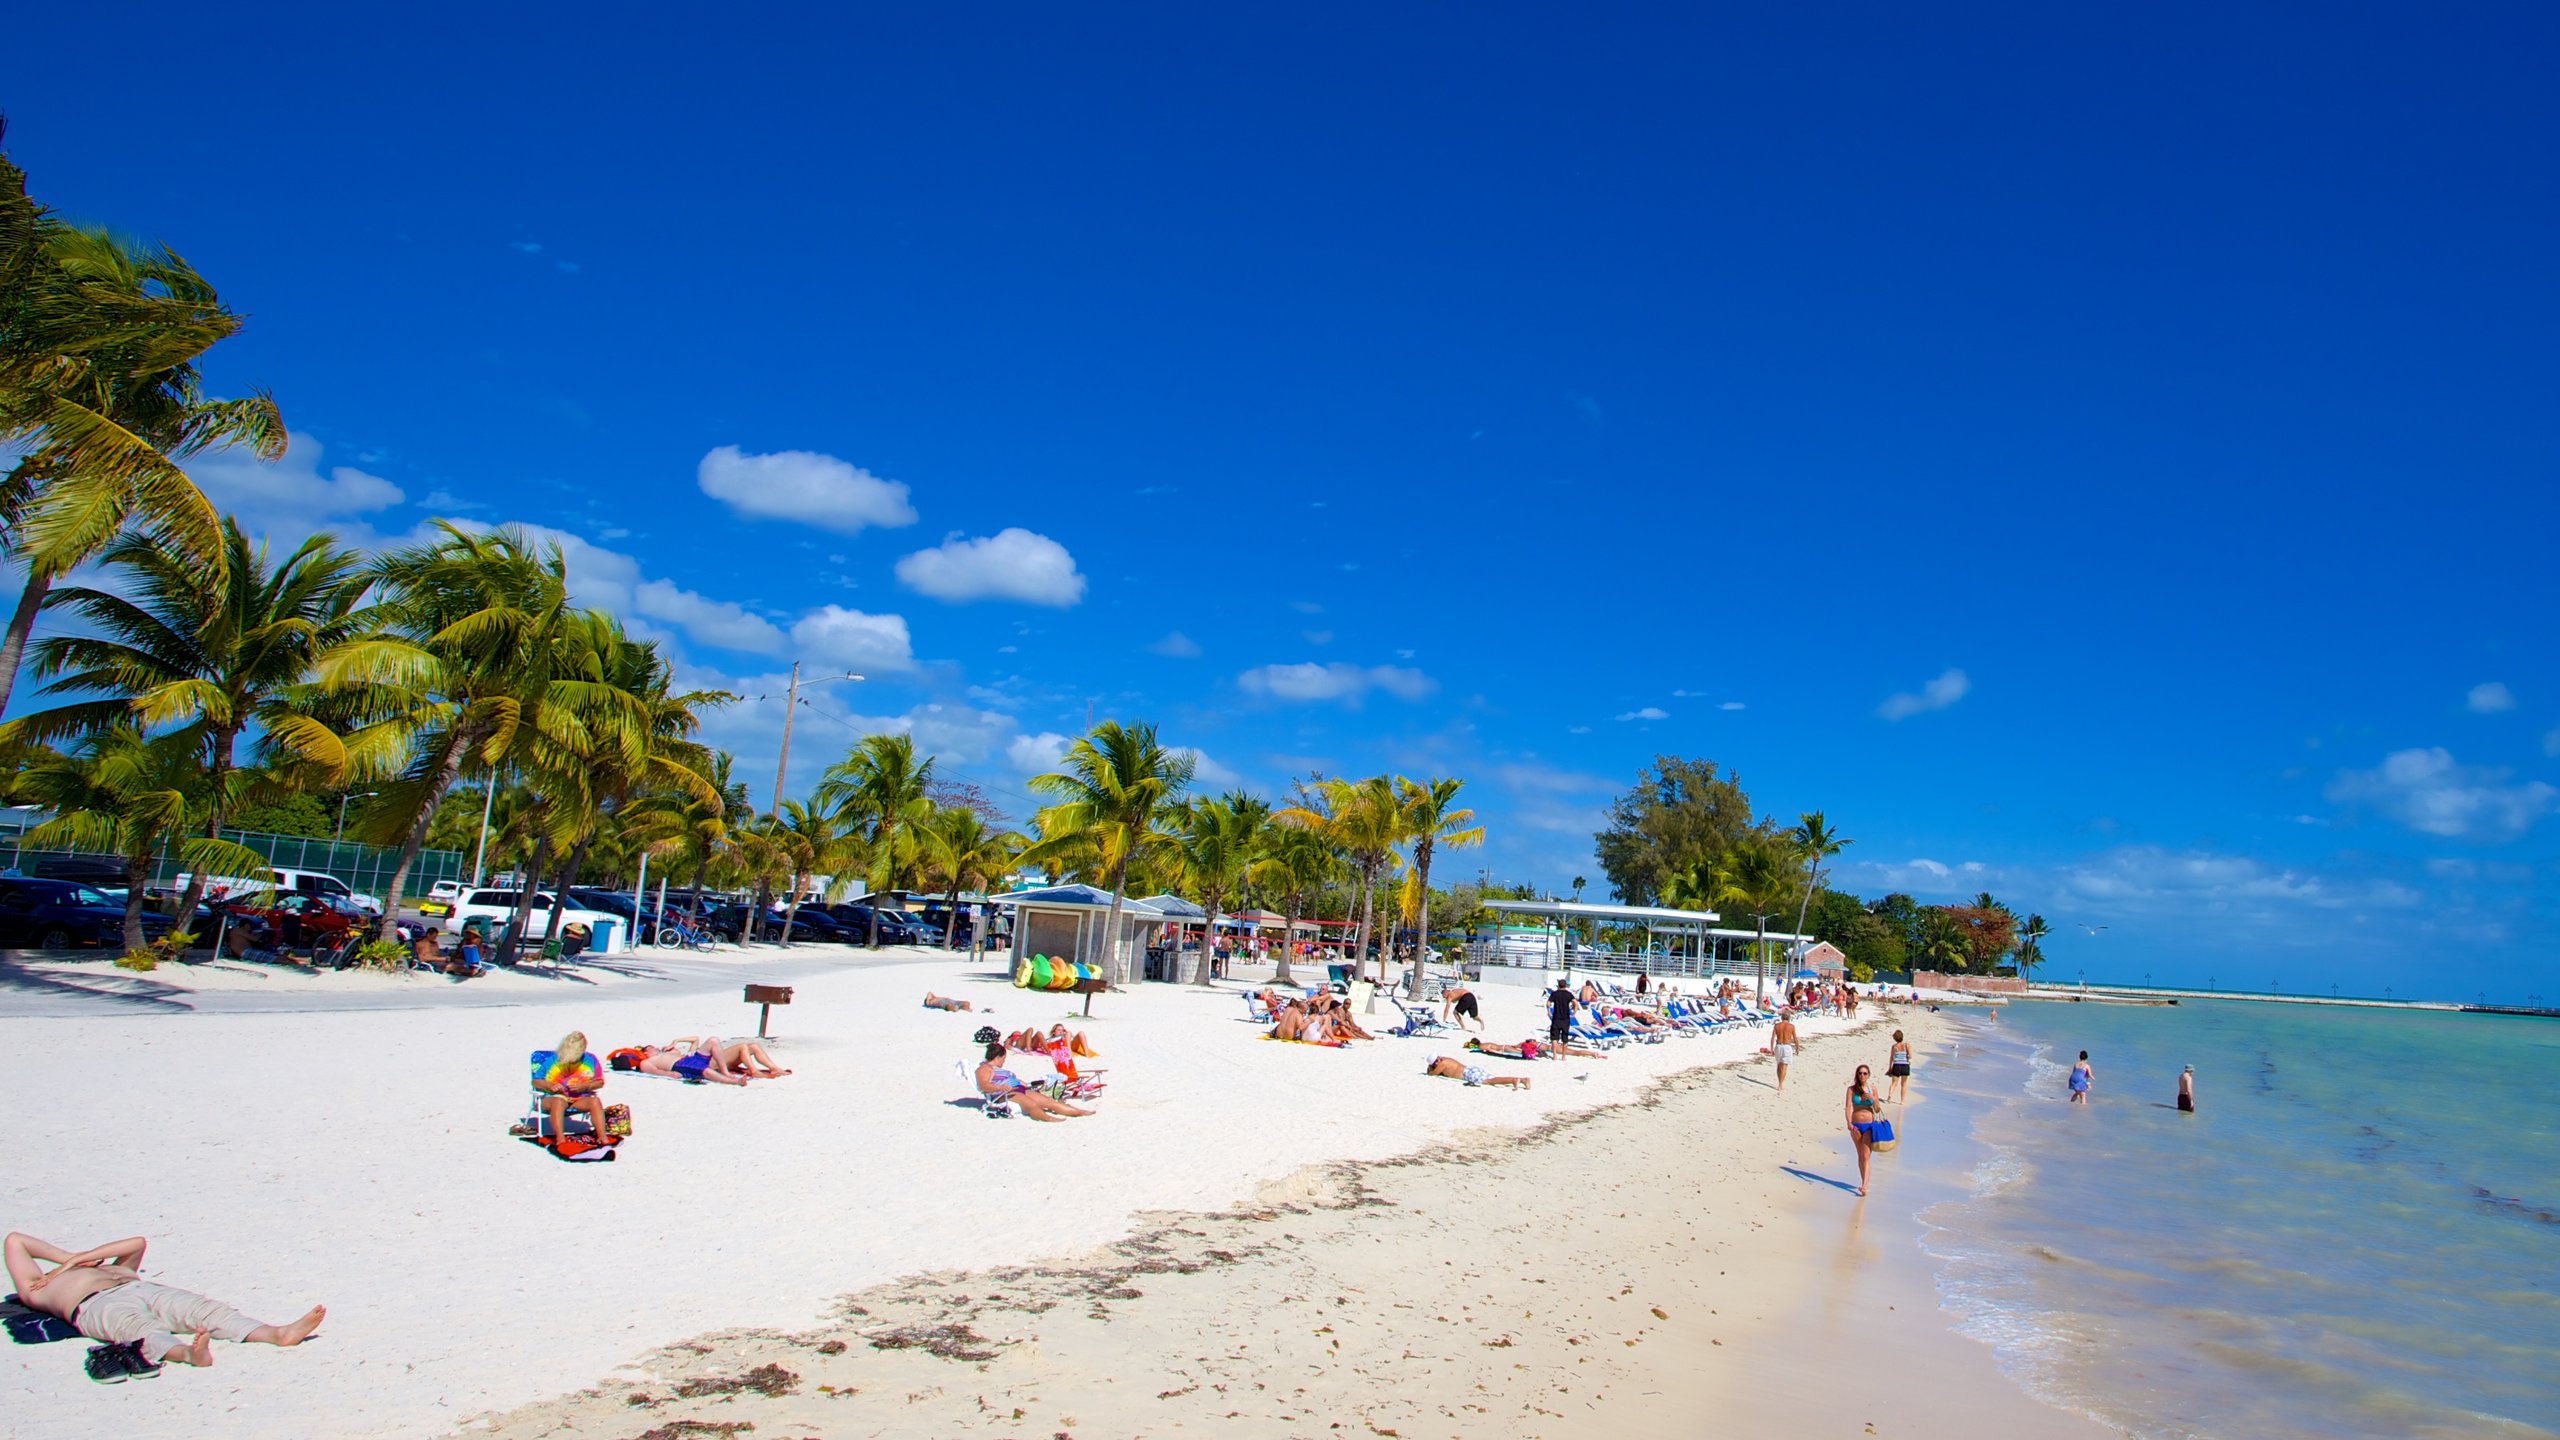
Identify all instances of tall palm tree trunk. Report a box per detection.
[1407,850,1433,999]
[0,569,54,722]
[1273,895,1300,986]
[121,849,152,954]
[1193,896,1222,986]
[1104,856,1133,985]
[376,728,474,943]
[174,725,242,945]
[502,832,553,963]
[1352,869,1378,983]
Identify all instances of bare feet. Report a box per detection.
[248,1305,326,1346]
[163,1331,214,1366]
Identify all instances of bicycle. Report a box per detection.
[653,913,716,950]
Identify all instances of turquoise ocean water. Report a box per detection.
[1913,999,2560,1439]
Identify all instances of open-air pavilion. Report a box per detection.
[1478,898,1815,981]
[988,884,1169,981]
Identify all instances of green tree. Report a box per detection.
[1021,720,1194,985]
[772,798,866,945]
[16,727,270,951]
[1593,756,1763,907]
[1279,775,1403,984]
[2015,913,2052,981]
[1785,811,1850,958]
[816,732,936,947]
[0,224,286,719]
[322,523,576,941]
[6,520,368,920]
[1252,824,1339,987]
[1170,790,1268,985]
[1394,775,1484,997]
[1705,834,1797,1003]
[918,805,1024,949]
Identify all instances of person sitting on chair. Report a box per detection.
[532,1031,609,1143]
[414,929,483,979]
[975,1042,1093,1122]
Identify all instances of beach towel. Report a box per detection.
[2,1296,80,1344]
[522,1131,620,1162]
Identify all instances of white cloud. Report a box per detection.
[1148,631,1202,658]
[1236,662,1437,706]
[1615,706,1668,722]
[187,432,403,536]
[789,605,916,672]
[1720,702,1747,712]
[1879,668,1970,721]
[2325,747,2558,843]
[1568,725,1592,735]
[630,579,784,654]
[697,445,918,534]
[2467,681,2517,713]
[894,528,1086,606]
[1007,731,1072,774]
[1173,746,1242,788]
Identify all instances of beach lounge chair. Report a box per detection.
[1244,991,1276,1024]
[1385,996,1450,1038]
[956,1059,1015,1119]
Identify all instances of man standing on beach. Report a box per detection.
[2069,1051,2094,1104]
[1546,978,1575,1049]
[1770,1010,1801,1094]
[2177,1065,2195,1113]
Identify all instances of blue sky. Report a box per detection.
[7,6,2557,1000]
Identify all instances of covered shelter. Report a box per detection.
[1794,940,1850,979]
[989,884,1169,982]
[1479,898,1815,981]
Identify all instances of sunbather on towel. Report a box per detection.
[922,993,974,1012]
[628,1041,745,1085]
[1426,1055,1531,1090]
[702,1036,791,1079]
[975,1042,1093,1122]
[1471,1036,1608,1061]
[4,1232,323,1368]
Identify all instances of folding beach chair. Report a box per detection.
[956,1058,1014,1119]
[1385,996,1450,1038]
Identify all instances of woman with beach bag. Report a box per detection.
[1845,1064,1893,1197]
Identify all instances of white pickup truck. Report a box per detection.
[441,888,620,946]
[176,868,383,915]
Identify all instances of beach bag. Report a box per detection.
[1868,1117,1898,1152]
[604,1103,633,1139]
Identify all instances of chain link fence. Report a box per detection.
[0,818,463,901]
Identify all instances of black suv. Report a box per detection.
[0,878,177,950]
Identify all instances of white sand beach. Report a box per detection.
[0,954,1954,1439]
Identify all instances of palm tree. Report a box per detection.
[816,733,936,947]
[918,806,1024,950]
[534,617,728,900]
[1171,790,1267,985]
[773,798,866,945]
[16,727,271,951]
[1708,835,1797,1004]
[1020,720,1194,985]
[2015,913,2052,981]
[0,223,287,719]
[1394,776,1484,998]
[5,521,368,925]
[1787,811,1851,963]
[319,523,576,941]
[1252,824,1338,988]
[1279,775,1402,984]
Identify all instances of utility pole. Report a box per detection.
[772,660,803,816]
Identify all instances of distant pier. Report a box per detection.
[2020,984,2557,1019]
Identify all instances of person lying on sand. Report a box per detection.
[5,1232,324,1369]
[1425,1055,1530,1090]
[923,993,974,1011]
[975,1042,1094,1121]
[676,1036,790,1080]
[1470,1036,1608,1061]
[626,1041,747,1085]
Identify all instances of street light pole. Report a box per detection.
[771,665,865,815]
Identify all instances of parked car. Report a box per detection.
[440,888,619,944]
[0,878,176,950]
[219,891,422,946]
[176,867,383,914]
[28,855,131,888]
[564,889,665,946]
[822,902,935,946]
[764,905,853,943]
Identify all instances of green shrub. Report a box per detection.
[354,938,412,973]
[115,949,158,973]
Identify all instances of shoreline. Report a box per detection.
[460,1007,2122,1439]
